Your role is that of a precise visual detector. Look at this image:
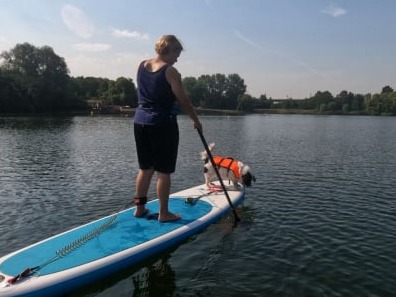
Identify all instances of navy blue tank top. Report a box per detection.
[134,61,179,125]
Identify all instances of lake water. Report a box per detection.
[0,114,395,297]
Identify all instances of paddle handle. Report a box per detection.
[197,128,240,222]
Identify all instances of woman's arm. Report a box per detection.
[166,66,202,131]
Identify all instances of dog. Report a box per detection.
[200,143,256,189]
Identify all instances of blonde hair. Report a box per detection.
[155,35,184,55]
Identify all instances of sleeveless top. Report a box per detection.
[134,61,179,125]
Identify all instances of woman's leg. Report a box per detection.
[157,172,180,222]
[134,168,154,217]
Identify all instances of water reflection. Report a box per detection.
[66,255,176,297]
[1,116,73,130]
[132,256,175,297]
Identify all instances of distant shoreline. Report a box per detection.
[195,108,381,116]
[1,107,394,117]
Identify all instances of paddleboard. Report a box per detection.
[0,182,245,297]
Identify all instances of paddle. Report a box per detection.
[196,128,241,222]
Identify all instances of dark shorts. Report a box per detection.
[134,118,179,174]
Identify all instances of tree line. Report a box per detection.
[0,43,137,114]
[262,87,396,115]
[1,43,395,115]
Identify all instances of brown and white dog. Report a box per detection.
[200,143,256,189]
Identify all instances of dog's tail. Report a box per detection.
[200,142,215,161]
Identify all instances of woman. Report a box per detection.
[133,35,202,222]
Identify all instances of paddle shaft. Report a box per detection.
[197,128,240,222]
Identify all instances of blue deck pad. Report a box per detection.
[1,198,212,276]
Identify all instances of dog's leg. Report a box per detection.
[232,179,240,190]
[205,174,214,188]
[204,174,210,188]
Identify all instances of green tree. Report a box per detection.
[237,94,254,111]
[0,43,70,113]
[196,74,216,108]
[0,70,23,113]
[253,94,272,109]
[213,73,228,109]
[115,77,137,107]
[381,85,394,94]
[312,91,333,111]
[183,76,204,107]
[335,90,352,112]
[192,73,246,109]
[351,94,364,111]
[225,74,246,109]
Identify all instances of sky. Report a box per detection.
[1,0,395,99]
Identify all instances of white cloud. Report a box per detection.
[111,29,149,40]
[61,4,94,38]
[322,5,347,18]
[72,43,111,52]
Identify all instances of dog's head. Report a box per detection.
[239,162,256,187]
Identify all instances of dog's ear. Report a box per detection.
[253,175,256,182]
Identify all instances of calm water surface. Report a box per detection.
[0,114,395,297]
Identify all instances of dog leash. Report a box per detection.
[184,186,223,205]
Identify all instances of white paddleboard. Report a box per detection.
[0,182,245,297]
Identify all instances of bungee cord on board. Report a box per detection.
[5,210,120,285]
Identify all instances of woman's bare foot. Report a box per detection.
[134,206,149,218]
[158,212,181,222]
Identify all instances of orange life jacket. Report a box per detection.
[212,156,240,179]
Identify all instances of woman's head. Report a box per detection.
[155,35,184,56]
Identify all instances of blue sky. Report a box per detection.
[1,0,395,99]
